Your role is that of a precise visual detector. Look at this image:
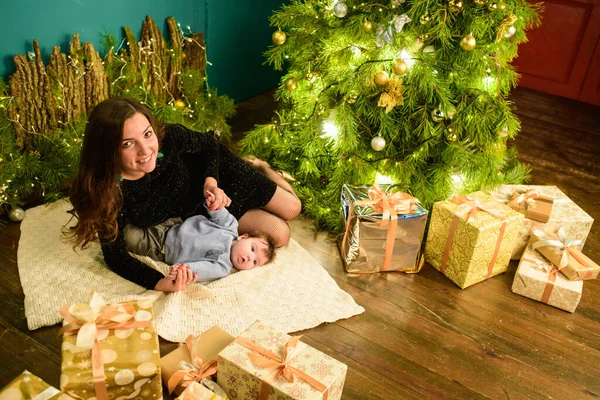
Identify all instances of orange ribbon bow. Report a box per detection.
[521,257,558,304]
[235,336,328,400]
[506,190,541,209]
[343,184,419,271]
[167,335,219,394]
[440,195,508,277]
[60,293,153,400]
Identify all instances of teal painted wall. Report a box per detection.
[0,0,284,102]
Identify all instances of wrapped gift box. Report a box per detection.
[175,381,228,400]
[340,184,428,273]
[1,370,73,400]
[161,326,235,395]
[60,293,162,400]
[217,320,347,400]
[490,185,593,259]
[424,191,524,289]
[530,230,600,281]
[512,245,583,312]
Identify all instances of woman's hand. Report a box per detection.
[203,177,231,211]
[154,264,197,292]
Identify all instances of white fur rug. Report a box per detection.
[17,200,364,341]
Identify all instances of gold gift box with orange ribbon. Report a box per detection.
[1,370,74,400]
[161,326,234,397]
[217,320,347,400]
[340,184,428,274]
[490,185,593,260]
[424,191,524,289]
[59,293,162,400]
[511,244,582,312]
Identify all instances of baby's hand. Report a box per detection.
[205,192,216,208]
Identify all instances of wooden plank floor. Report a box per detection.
[1,87,599,399]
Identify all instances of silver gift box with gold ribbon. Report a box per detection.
[340,184,428,274]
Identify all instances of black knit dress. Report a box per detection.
[101,124,276,289]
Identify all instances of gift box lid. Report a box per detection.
[341,184,428,222]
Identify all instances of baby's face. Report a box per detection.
[230,237,270,270]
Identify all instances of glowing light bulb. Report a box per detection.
[374,173,394,185]
[400,49,416,68]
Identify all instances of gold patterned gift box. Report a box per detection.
[340,184,428,273]
[60,293,162,400]
[424,191,524,289]
[161,325,234,396]
[217,320,347,400]
[489,185,594,260]
[0,370,73,400]
[512,245,582,312]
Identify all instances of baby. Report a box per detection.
[124,194,276,282]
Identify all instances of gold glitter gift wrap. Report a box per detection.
[340,184,428,274]
[424,191,524,289]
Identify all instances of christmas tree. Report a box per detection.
[240,0,541,230]
[0,17,235,217]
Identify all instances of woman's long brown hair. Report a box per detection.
[67,98,164,248]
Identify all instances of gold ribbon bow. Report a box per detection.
[531,228,594,278]
[60,293,153,400]
[235,336,328,400]
[441,195,508,277]
[344,184,419,271]
[168,335,219,394]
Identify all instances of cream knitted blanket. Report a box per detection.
[17,200,364,341]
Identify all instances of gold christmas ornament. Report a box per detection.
[499,126,509,137]
[378,78,405,113]
[371,136,386,151]
[272,30,286,45]
[346,90,359,104]
[174,99,186,109]
[460,34,477,51]
[420,12,431,25]
[432,108,445,122]
[447,131,459,142]
[374,70,390,86]
[363,20,373,32]
[285,78,298,92]
[474,0,486,4]
[392,59,408,75]
[449,0,464,12]
[8,207,25,222]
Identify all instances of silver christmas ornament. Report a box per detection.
[371,136,386,151]
[8,207,25,222]
[333,1,348,18]
[503,25,517,38]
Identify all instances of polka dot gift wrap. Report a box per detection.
[0,370,73,400]
[59,295,162,400]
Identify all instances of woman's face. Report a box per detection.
[120,112,159,180]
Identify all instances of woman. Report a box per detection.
[68,98,301,292]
